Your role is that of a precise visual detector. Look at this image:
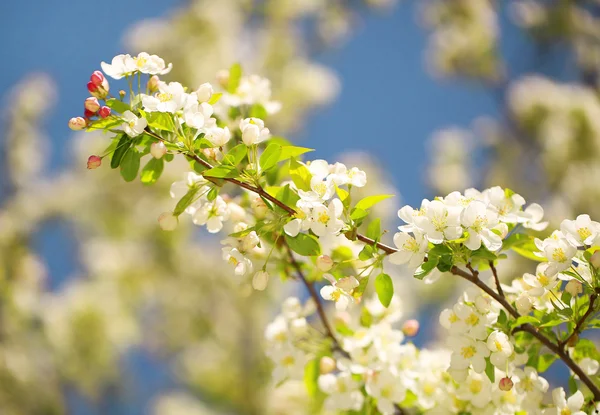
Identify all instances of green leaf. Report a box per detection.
[304,358,320,397]
[336,186,350,208]
[358,245,375,261]
[105,98,130,114]
[227,63,242,93]
[140,157,164,185]
[207,187,219,201]
[537,354,557,372]
[484,357,495,383]
[207,92,223,105]
[513,315,540,327]
[285,233,321,257]
[87,116,124,131]
[350,208,369,221]
[174,187,199,216]
[260,143,283,171]
[203,164,239,178]
[414,257,438,280]
[539,319,566,328]
[471,246,497,260]
[289,158,312,191]
[279,146,314,161]
[120,149,141,182]
[354,194,393,211]
[512,245,546,262]
[366,219,381,241]
[146,112,175,132]
[375,273,394,308]
[275,184,300,212]
[111,134,130,169]
[222,144,247,166]
[249,104,268,119]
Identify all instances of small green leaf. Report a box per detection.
[513,315,540,327]
[207,92,223,105]
[203,164,239,178]
[539,319,566,328]
[120,149,141,182]
[289,158,312,191]
[105,98,130,114]
[260,143,283,171]
[146,112,175,132]
[174,187,199,216]
[285,233,321,257]
[484,357,495,383]
[87,116,124,131]
[537,354,557,372]
[335,186,350,207]
[111,134,130,169]
[350,208,369,221]
[366,219,381,241]
[249,103,268,119]
[471,246,497,260]
[354,194,393,211]
[358,245,375,261]
[275,185,300,212]
[375,273,394,307]
[222,144,247,166]
[279,146,314,161]
[227,63,242,93]
[140,157,164,185]
[207,187,219,201]
[414,257,438,280]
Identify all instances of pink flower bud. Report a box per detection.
[87,81,98,93]
[251,197,269,219]
[319,356,336,374]
[84,109,95,118]
[150,142,167,159]
[565,280,583,296]
[98,106,111,119]
[88,80,109,100]
[158,212,178,231]
[590,251,600,268]
[90,70,105,86]
[86,155,102,169]
[252,270,269,291]
[402,319,420,337]
[68,117,87,130]
[148,75,160,93]
[316,255,334,272]
[499,377,513,391]
[84,97,100,113]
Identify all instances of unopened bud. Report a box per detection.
[84,97,100,113]
[252,270,269,291]
[251,197,269,219]
[158,212,178,231]
[98,106,111,119]
[196,82,214,102]
[567,334,579,348]
[119,90,126,99]
[565,280,583,296]
[316,255,334,272]
[515,294,533,315]
[319,356,336,374]
[86,155,102,169]
[216,69,229,88]
[68,117,87,130]
[89,70,105,86]
[402,319,420,337]
[148,75,160,93]
[84,109,96,118]
[590,251,600,268]
[88,79,109,99]
[150,141,167,159]
[499,377,513,391]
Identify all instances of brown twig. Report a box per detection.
[489,261,504,297]
[560,293,598,351]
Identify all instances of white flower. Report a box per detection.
[240,117,270,145]
[543,388,586,415]
[523,262,559,296]
[192,196,230,233]
[205,126,231,147]
[298,176,336,202]
[579,357,599,375]
[522,203,548,231]
[456,371,492,409]
[561,214,600,247]
[131,52,172,75]
[270,347,308,384]
[195,82,213,102]
[413,200,463,243]
[183,101,215,130]
[320,273,358,310]
[483,186,526,223]
[142,81,186,113]
[535,233,577,276]
[222,247,252,276]
[365,369,406,415]
[389,231,428,268]
[486,331,513,368]
[101,54,136,79]
[460,200,502,251]
[347,167,367,187]
[319,372,365,412]
[252,270,269,291]
[309,199,344,237]
[122,110,147,137]
[448,335,490,373]
[515,294,533,314]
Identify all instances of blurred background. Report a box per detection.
[1,0,600,413]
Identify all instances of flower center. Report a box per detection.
[318,212,330,224]
[461,346,476,359]
[469,379,482,394]
[577,227,592,241]
[135,57,147,68]
[158,92,173,102]
[465,313,479,326]
[403,238,419,253]
[281,356,295,367]
[537,273,550,286]
[552,248,567,263]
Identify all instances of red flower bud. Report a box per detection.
[402,319,420,337]
[84,109,95,118]
[88,80,109,99]
[499,377,513,391]
[98,106,111,118]
[87,155,102,169]
[84,97,100,113]
[87,81,98,93]
[90,70,105,86]
[68,117,87,130]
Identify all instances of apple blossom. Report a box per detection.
[150,141,167,159]
[122,110,147,137]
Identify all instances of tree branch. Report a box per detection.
[489,261,504,297]
[560,293,598,351]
